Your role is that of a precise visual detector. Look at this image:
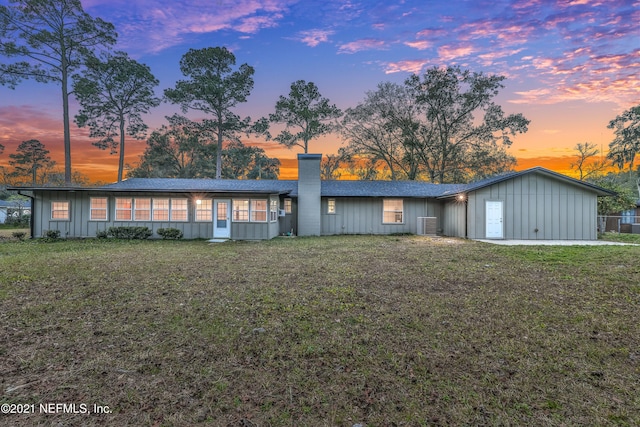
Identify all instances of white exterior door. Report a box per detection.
[486,201,503,239]
[213,199,231,239]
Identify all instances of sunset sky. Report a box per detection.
[1,0,638,182]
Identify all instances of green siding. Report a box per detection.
[31,191,282,240]
[466,173,598,240]
[320,197,440,235]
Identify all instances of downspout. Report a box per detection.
[17,190,35,240]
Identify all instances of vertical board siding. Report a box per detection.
[442,201,466,238]
[466,173,599,240]
[320,198,438,235]
[33,191,286,240]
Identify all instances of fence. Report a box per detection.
[600,215,640,233]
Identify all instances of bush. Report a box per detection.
[12,231,26,241]
[107,226,152,240]
[43,229,61,241]
[96,230,109,239]
[6,213,30,227]
[157,228,183,240]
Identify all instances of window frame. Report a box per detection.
[90,197,108,221]
[284,198,292,214]
[152,198,170,221]
[134,198,151,221]
[232,199,249,222]
[170,198,188,222]
[382,199,404,224]
[115,198,132,221]
[51,201,70,221]
[270,199,279,222]
[250,199,268,222]
[195,199,213,222]
[327,198,336,214]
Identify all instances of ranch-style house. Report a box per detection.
[10,154,614,241]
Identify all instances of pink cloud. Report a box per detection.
[295,29,334,47]
[383,59,431,74]
[404,40,432,50]
[338,38,387,54]
[478,48,525,66]
[91,0,296,54]
[437,44,475,62]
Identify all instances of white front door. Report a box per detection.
[486,201,503,239]
[213,199,231,239]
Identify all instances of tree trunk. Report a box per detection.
[62,64,72,185]
[216,115,223,179]
[118,118,125,182]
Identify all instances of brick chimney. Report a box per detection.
[297,154,322,236]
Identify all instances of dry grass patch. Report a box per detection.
[1,236,639,426]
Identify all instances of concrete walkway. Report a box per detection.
[475,239,638,246]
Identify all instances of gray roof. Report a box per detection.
[98,178,298,195]
[0,200,31,208]
[438,167,615,198]
[321,180,462,198]
[7,167,615,198]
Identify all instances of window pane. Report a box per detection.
[171,199,188,221]
[270,199,278,221]
[51,201,69,220]
[233,200,249,222]
[134,198,151,221]
[153,199,169,221]
[195,199,212,222]
[284,198,292,214]
[90,197,108,221]
[383,199,403,223]
[115,198,132,221]
[328,199,336,214]
[251,199,267,222]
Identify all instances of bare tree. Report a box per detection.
[570,142,608,180]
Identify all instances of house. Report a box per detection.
[605,200,640,233]
[10,154,614,240]
[0,200,31,224]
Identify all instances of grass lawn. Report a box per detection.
[1,235,639,426]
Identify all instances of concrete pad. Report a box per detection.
[475,239,638,246]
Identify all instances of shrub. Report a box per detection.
[6,213,30,227]
[96,230,109,239]
[12,231,26,241]
[107,226,152,240]
[43,229,61,241]
[157,228,183,240]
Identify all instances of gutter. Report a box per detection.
[16,190,35,240]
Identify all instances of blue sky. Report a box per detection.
[1,0,638,180]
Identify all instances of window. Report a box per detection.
[153,198,169,221]
[115,198,132,221]
[170,199,188,221]
[327,198,336,214]
[621,209,636,224]
[383,199,403,224]
[90,197,108,221]
[51,201,70,220]
[284,198,292,214]
[270,199,279,222]
[251,200,267,222]
[233,200,249,222]
[195,199,212,222]
[134,198,151,221]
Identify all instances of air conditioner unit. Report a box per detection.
[417,217,437,236]
[279,209,286,217]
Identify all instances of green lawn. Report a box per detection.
[1,236,639,426]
